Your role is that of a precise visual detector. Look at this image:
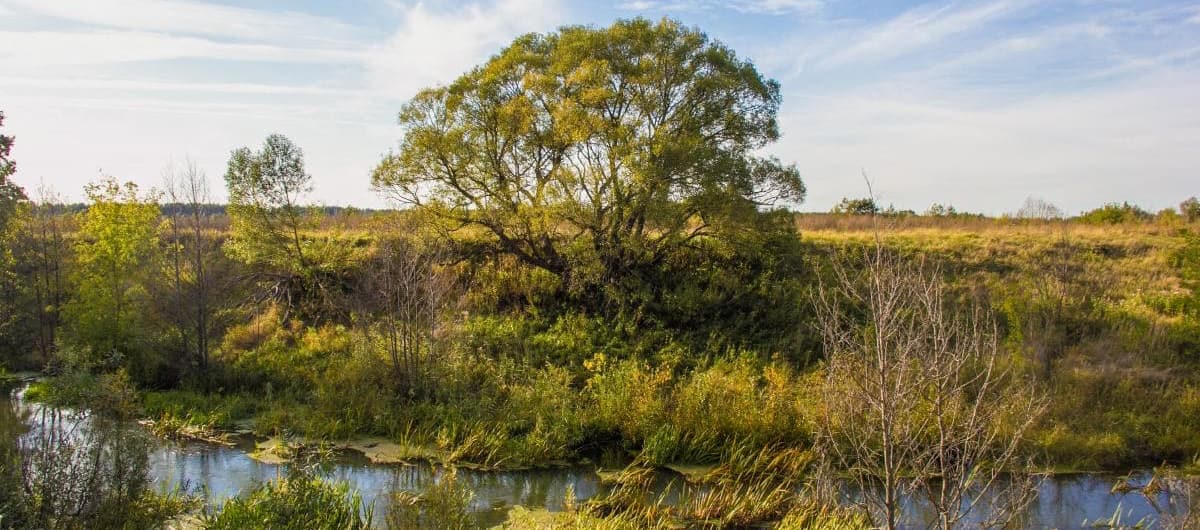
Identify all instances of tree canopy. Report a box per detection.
[0,111,27,233]
[225,134,361,321]
[225,134,314,271]
[65,178,161,377]
[373,18,804,293]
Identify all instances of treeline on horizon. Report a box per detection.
[2,17,1199,530]
[25,196,1200,225]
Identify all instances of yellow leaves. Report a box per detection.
[496,95,536,135]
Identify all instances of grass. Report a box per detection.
[203,463,373,530]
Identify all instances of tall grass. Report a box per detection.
[203,464,372,530]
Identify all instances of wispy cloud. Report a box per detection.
[365,0,567,100]
[0,0,1196,212]
[0,0,362,45]
[822,0,1028,67]
[616,0,823,15]
[0,30,362,67]
[0,76,363,96]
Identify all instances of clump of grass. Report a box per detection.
[141,390,258,432]
[203,463,372,530]
[385,467,475,530]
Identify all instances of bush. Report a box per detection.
[1078,202,1151,224]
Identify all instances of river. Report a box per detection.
[3,380,1185,528]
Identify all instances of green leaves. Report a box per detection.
[225,134,314,271]
[66,178,161,374]
[0,110,27,235]
[374,18,805,301]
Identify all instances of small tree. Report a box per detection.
[355,237,455,398]
[815,244,1044,529]
[831,197,879,215]
[1078,202,1150,224]
[1181,196,1200,223]
[160,160,235,390]
[225,134,312,273]
[64,178,161,378]
[225,134,355,322]
[15,185,71,366]
[1015,196,1063,220]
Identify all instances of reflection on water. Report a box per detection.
[3,382,1185,528]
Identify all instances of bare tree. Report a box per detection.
[355,237,455,398]
[23,184,69,366]
[815,243,1045,529]
[161,160,229,390]
[1015,196,1063,220]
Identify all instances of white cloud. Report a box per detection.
[0,30,363,67]
[616,0,822,14]
[0,0,361,45]
[732,0,822,15]
[920,21,1111,75]
[364,0,567,101]
[0,76,364,97]
[823,0,1028,67]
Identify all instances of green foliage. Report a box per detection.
[0,111,31,367]
[203,464,371,530]
[1,370,194,529]
[225,134,364,322]
[63,178,163,382]
[225,134,314,271]
[216,309,356,394]
[142,390,258,431]
[0,110,24,233]
[374,18,804,304]
[1180,196,1200,223]
[585,353,812,466]
[1077,202,1151,224]
[831,197,878,215]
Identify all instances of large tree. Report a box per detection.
[0,111,26,234]
[0,110,29,366]
[372,18,804,295]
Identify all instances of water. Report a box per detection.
[4,381,1185,528]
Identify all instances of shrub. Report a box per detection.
[1078,202,1151,224]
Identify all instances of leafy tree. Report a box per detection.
[372,18,804,298]
[64,179,162,380]
[2,187,71,370]
[925,203,957,217]
[1181,196,1200,223]
[225,134,355,322]
[225,134,313,270]
[831,197,879,215]
[0,112,30,367]
[0,111,25,233]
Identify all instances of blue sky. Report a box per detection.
[1,0,1197,214]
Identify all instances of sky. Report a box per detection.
[1,0,1198,214]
